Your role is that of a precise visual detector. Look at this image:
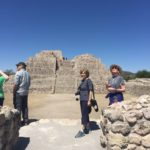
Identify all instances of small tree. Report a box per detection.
[4,69,15,75]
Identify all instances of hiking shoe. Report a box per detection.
[83,128,89,134]
[21,121,28,126]
[75,130,85,138]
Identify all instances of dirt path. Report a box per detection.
[5,93,136,120]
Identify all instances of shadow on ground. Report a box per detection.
[14,118,39,150]
[28,118,39,124]
[14,137,30,150]
[90,121,100,131]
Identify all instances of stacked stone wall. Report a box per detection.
[55,60,76,93]
[26,51,57,93]
[0,106,20,150]
[126,78,150,97]
[73,54,110,93]
[100,95,150,150]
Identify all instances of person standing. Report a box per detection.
[106,64,125,105]
[0,70,9,106]
[13,62,30,125]
[75,69,94,138]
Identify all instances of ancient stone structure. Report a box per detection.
[5,50,110,94]
[126,78,150,97]
[4,50,150,96]
[0,106,20,150]
[26,51,58,93]
[100,95,150,150]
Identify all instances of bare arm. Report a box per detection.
[88,90,93,106]
[107,84,125,93]
[116,84,125,92]
[89,90,93,101]
[106,83,116,93]
[0,70,9,81]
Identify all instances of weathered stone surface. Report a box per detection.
[107,132,128,148]
[106,110,124,123]
[142,108,150,120]
[15,119,103,150]
[125,116,137,126]
[138,95,150,103]
[134,121,150,136]
[0,106,20,150]
[100,134,107,147]
[136,146,146,150]
[125,110,143,126]
[127,144,137,150]
[126,79,150,97]
[142,134,150,148]
[128,133,141,145]
[4,50,110,94]
[100,95,150,150]
[110,146,121,150]
[111,121,130,135]
[122,101,143,111]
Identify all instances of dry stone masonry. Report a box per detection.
[5,50,150,95]
[126,78,150,97]
[0,106,20,150]
[100,95,150,150]
[5,50,110,94]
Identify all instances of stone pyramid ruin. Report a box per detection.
[5,50,110,94]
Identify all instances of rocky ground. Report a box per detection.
[4,93,136,150]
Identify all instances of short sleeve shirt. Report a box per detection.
[0,76,6,98]
[79,78,93,101]
[108,75,125,89]
[14,69,30,96]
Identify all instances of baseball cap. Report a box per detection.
[16,62,26,67]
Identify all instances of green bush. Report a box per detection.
[135,70,150,78]
[122,71,136,81]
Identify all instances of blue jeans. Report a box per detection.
[80,101,89,126]
[15,93,29,123]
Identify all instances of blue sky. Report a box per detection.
[0,0,150,73]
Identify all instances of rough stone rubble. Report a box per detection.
[100,95,150,150]
[0,106,20,150]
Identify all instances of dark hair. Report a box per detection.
[80,69,90,78]
[110,64,122,74]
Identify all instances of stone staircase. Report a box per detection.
[55,60,76,93]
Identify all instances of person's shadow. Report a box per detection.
[28,118,39,124]
[13,137,30,150]
[14,118,39,149]
[90,121,100,131]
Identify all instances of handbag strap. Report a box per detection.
[92,87,95,100]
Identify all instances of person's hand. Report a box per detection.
[88,100,91,106]
[108,87,116,93]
